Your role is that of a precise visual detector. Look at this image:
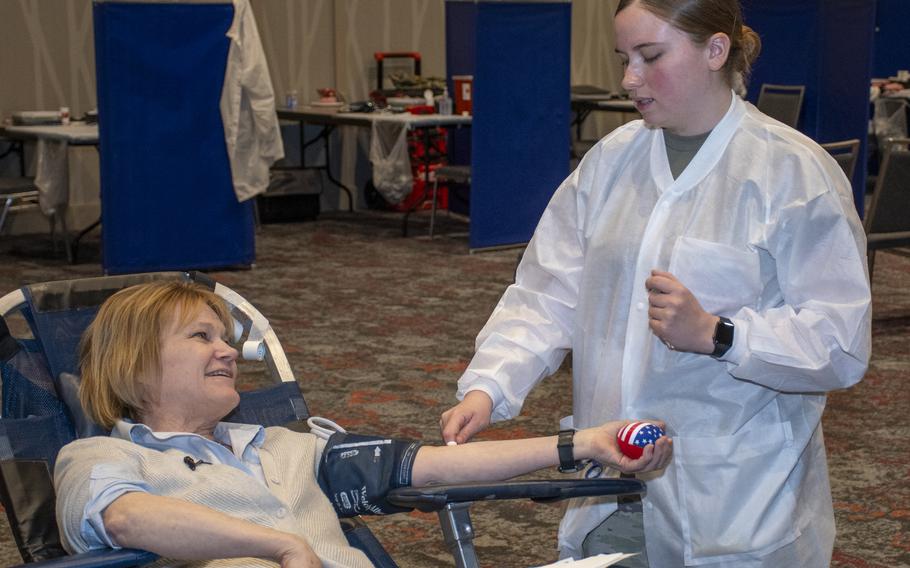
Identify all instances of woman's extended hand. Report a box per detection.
[276,536,322,568]
[645,270,717,354]
[440,390,494,445]
[577,420,673,474]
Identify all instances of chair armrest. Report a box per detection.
[386,478,646,513]
[9,548,158,568]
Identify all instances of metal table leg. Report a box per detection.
[401,126,436,237]
[273,121,355,212]
[318,125,354,212]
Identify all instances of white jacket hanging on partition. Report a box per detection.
[220,0,284,202]
[457,94,871,567]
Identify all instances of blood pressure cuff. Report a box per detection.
[317,432,422,517]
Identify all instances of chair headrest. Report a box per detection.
[57,373,108,438]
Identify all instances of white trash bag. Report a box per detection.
[873,98,907,144]
[35,139,70,217]
[369,120,412,204]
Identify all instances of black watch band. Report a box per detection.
[711,316,735,358]
[557,429,582,473]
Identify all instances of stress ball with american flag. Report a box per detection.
[616,421,665,459]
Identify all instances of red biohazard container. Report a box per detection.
[452,75,473,116]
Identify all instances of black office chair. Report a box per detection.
[820,139,861,180]
[0,139,71,261]
[0,178,72,262]
[429,165,471,238]
[0,178,40,236]
[756,84,805,129]
[865,138,910,277]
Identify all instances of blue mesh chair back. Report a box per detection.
[1,335,68,423]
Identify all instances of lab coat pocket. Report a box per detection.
[675,422,800,565]
[668,236,761,316]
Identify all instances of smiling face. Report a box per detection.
[143,304,240,435]
[615,3,731,135]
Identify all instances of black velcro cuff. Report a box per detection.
[317,432,422,517]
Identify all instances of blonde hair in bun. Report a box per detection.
[731,24,762,96]
[616,0,762,96]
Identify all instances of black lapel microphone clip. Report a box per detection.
[184,456,211,471]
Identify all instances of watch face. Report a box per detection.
[717,318,734,343]
[713,317,734,357]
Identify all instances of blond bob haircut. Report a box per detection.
[79,280,234,429]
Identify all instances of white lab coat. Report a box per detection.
[457,94,871,567]
[220,0,284,202]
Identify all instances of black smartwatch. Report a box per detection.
[711,316,735,358]
[557,429,582,473]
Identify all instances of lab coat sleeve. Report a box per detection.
[724,165,871,393]
[457,162,590,422]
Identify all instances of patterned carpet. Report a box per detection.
[0,211,907,567]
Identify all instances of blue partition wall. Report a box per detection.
[743,0,876,216]
[872,0,910,78]
[94,2,255,274]
[444,2,475,175]
[446,1,571,250]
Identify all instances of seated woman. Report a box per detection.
[55,281,673,567]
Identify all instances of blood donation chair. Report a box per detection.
[0,272,645,568]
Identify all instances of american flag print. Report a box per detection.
[617,421,665,459]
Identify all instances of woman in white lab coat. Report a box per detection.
[440,0,872,566]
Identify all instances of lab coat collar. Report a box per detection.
[650,91,746,194]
